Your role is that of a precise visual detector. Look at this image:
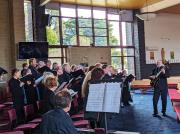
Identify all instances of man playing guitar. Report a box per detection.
[150,60,170,117]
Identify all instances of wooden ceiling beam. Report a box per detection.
[141,0,180,13]
[40,0,51,6]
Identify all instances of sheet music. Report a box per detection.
[103,83,121,113]
[59,82,67,89]
[54,82,68,94]
[86,83,105,112]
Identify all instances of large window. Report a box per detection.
[24,1,33,41]
[46,17,60,45]
[111,48,135,75]
[45,4,133,46]
[45,3,135,74]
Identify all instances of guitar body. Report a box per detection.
[150,77,160,87]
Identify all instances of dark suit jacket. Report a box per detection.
[29,65,41,79]
[9,78,24,109]
[21,74,37,105]
[60,71,72,84]
[40,108,78,134]
[102,74,112,81]
[43,88,56,113]
[152,66,170,89]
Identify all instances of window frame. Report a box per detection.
[46,3,136,75]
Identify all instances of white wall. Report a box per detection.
[145,13,180,64]
[67,47,111,66]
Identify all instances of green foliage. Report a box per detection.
[46,17,119,46]
[111,57,121,69]
[46,27,59,45]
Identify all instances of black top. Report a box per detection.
[152,66,170,89]
[152,66,170,79]
[40,108,78,134]
[43,88,56,113]
[60,71,72,84]
[21,74,37,105]
[102,74,112,81]
[38,66,52,75]
[8,78,24,108]
[29,65,41,79]
[71,69,85,78]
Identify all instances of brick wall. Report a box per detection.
[0,0,25,78]
[67,47,111,66]
[0,0,12,77]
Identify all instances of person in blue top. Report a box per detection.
[40,90,78,134]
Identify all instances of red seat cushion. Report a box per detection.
[0,104,5,110]
[168,89,177,95]
[174,105,180,120]
[73,120,89,128]
[29,118,42,123]
[168,89,180,101]
[71,114,84,119]
[94,128,105,132]
[3,131,24,134]
[14,123,38,131]
[3,102,13,106]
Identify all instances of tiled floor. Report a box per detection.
[108,92,180,134]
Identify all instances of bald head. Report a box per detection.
[157,60,163,67]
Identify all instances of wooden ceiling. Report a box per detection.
[41,0,180,14]
[47,0,163,9]
[158,4,180,14]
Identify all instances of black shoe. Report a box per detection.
[162,112,167,117]
[153,113,158,117]
[124,103,131,106]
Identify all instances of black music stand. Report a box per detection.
[86,80,122,134]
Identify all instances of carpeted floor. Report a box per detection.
[107,92,180,134]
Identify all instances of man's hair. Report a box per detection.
[55,91,72,109]
[11,68,19,76]
[88,65,95,72]
[22,63,28,68]
[29,58,35,65]
[102,64,108,69]
[94,63,102,68]
[62,63,69,71]
[46,60,51,64]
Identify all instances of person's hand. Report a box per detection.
[27,81,31,85]
[149,76,155,79]
[62,88,68,91]
[161,68,165,74]
[20,82,25,87]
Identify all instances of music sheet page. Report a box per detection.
[86,83,105,112]
[103,83,121,113]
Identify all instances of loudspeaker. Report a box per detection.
[41,14,50,27]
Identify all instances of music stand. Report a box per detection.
[86,80,122,134]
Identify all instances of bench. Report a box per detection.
[174,105,180,123]
[168,89,180,102]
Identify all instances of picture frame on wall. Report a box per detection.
[170,51,175,60]
[150,51,155,60]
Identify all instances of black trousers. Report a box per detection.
[153,88,168,114]
[15,106,25,124]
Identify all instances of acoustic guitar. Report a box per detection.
[150,66,166,87]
